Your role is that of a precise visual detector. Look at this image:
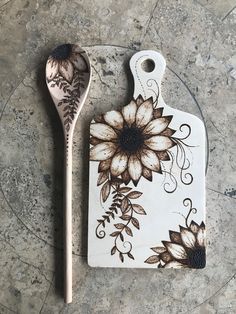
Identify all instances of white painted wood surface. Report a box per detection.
[88,50,205,269]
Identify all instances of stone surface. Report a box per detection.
[0,0,235,313]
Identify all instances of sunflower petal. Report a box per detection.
[145,136,175,151]
[169,231,182,244]
[156,151,170,161]
[180,227,196,248]
[197,225,205,247]
[135,98,153,127]
[98,158,112,172]
[72,45,84,54]
[160,251,173,263]
[71,54,88,72]
[46,58,59,81]
[144,255,160,264]
[59,60,74,83]
[90,137,102,146]
[104,110,124,130]
[110,152,128,176]
[164,261,186,268]
[190,221,200,234]
[140,149,160,172]
[128,155,142,185]
[121,169,131,185]
[142,167,152,181]
[90,142,117,161]
[151,246,166,254]
[153,107,164,118]
[160,127,175,137]
[163,241,187,260]
[135,95,144,106]
[144,117,171,135]
[94,114,105,123]
[122,100,137,126]
[90,123,117,140]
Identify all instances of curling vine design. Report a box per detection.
[95,178,146,262]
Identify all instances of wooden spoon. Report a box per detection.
[46,43,91,303]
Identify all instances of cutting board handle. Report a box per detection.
[130,50,166,108]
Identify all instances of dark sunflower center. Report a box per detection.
[187,246,206,269]
[51,44,72,60]
[118,126,144,153]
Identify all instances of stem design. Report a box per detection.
[183,198,197,227]
[95,180,146,262]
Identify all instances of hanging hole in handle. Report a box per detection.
[141,59,155,73]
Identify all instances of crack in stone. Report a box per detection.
[0,185,85,256]
[17,256,53,284]
[140,0,159,42]
[167,66,209,174]
[22,80,37,93]
[0,302,17,313]
[207,187,236,199]
[91,64,110,89]
[39,274,54,314]
[0,235,53,284]
[0,0,14,11]
[188,273,236,312]
[209,118,224,136]
[222,5,236,21]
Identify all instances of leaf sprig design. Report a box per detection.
[95,187,123,239]
[50,75,70,92]
[109,187,146,263]
[51,70,86,132]
[95,181,146,262]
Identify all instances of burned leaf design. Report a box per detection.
[127,252,134,260]
[119,187,132,193]
[97,170,109,186]
[132,204,146,215]
[114,223,125,229]
[119,252,124,263]
[95,185,123,238]
[120,197,129,212]
[126,191,143,199]
[57,71,86,133]
[108,188,146,262]
[131,217,140,229]
[125,226,133,236]
[49,76,70,91]
[111,246,116,255]
[95,181,146,262]
[110,231,120,237]
[101,181,111,203]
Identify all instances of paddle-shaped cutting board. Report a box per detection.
[88,50,206,269]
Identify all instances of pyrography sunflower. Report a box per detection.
[145,221,206,269]
[90,96,176,186]
[46,44,88,83]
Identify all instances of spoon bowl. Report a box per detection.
[46,43,91,303]
[46,43,91,134]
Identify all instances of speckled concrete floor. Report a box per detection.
[0,0,236,313]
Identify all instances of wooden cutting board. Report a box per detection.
[88,50,206,269]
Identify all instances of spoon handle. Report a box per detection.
[64,135,73,303]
